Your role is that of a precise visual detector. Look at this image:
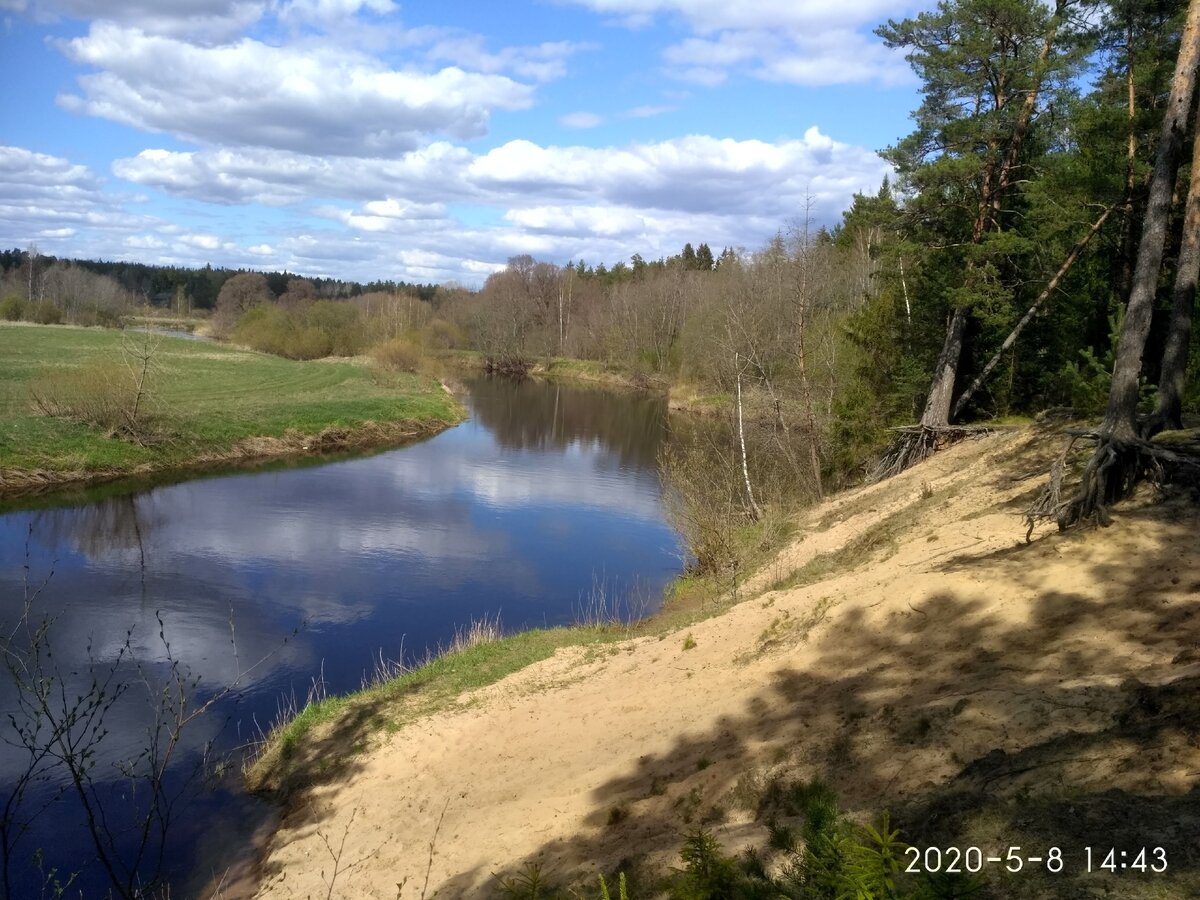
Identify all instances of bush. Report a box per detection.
[29,361,144,436]
[0,294,25,321]
[232,300,367,360]
[29,301,63,325]
[422,317,465,350]
[371,336,425,373]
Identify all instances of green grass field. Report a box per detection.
[0,323,463,485]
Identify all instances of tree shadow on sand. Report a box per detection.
[434,496,1200,898]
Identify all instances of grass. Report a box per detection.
[247,622,628,796]
[0,323,463,491]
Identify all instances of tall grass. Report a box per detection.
[364,614,505,686]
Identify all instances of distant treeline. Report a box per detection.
[0,248,440,310]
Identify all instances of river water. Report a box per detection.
[0,376,684,897]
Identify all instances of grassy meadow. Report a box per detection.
[0,323,463,491]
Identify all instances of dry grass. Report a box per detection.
[28,359,152,439]
[371,336,427,373]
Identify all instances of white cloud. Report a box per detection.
[114,129,887,223]
[180,232,222,250]
[105,129,888,283]
[425,36,589,83]
[316,199,449,232]
[0,145,157,250]
[624,104,675,118]
[56,23,535,155]
[276,0,396,27]
[663,26,909,87]
[560,111,603,128]
[562,0,914,87]
[560,0,900,33]
[25,0,266,40]
[112,143,476,205]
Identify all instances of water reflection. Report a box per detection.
[0,376,682,896]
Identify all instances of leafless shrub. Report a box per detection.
[658,430,742,576]
[29,361,142,436]
[0,537,271,899]
[371,336,426,373]
[28,331,165,442]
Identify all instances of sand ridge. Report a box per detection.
[248,425,1200,898]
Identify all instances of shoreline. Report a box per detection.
[0,414,461,504]
[0,323,466,504]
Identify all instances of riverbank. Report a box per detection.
[246,422,1200,898]
[0,323,464,499]
[438,350,672,392]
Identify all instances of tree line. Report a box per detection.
[0,248,440,314]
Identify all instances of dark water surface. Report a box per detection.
[0,377,683,897]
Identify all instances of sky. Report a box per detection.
[0,0,923,286]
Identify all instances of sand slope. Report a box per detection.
[250,426,1200,899]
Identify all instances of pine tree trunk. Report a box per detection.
[919,307,968,427]
[920,1,1065,430]
[1118,18,1139,304]
[1104,0,1200,439]
[1148,89,1200,435]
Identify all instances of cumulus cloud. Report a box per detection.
[23,0,266,40]
[560,0,899,33]
[104,129,889,282]
[0,145,340,274]
[115,129,886,222]
[276,0,396,27]
[562,0,914,86]
[425,35,590,83]
[112,143,476,205]
[56,23,535,155]
[0,145,156,247]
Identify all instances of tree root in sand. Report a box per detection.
[870,424,995,483]
[1024,428,1200,538]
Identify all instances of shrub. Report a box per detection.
[372,336,426,373]
[29,301,63,325]
[422,317,465,350]
[670,828,742,900]
[29,361,143,436]
[231,299,366,360]
[0,294,25,321]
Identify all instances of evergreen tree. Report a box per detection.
[879,0,1081,428]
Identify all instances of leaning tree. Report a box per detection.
[1028,0,1200,529]
[873,0,1086,476]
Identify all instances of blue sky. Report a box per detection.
[0,0,922,285]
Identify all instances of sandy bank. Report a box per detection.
[249,425,1200,899]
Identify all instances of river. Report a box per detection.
[0,376,684,898]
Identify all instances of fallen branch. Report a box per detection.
[952,206,1113,420]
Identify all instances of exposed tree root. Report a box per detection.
[1024,428,1200,538]
[869,424,995,483]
